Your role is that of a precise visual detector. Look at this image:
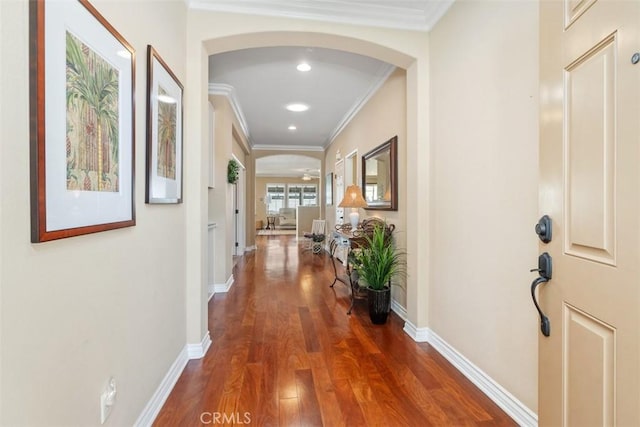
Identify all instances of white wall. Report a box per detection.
[0,1,188,425]
[429,0,539,412]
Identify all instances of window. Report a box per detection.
[265,184,285,214]
[288,185,302,209]
[302,185,317,206]
[266,183,317,211]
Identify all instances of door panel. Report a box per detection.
[563,303,615,426]
[565,35,616,264]
[539,0,640,425]
[564,0,597,28]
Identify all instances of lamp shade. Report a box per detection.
[338,185,368,208]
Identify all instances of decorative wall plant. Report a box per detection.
[227,159,240,184]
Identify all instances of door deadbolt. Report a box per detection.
[535,215,552,243]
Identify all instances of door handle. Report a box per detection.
[530,252,552,337]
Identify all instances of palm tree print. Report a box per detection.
[157,86,177,180]
[66,31,119,192]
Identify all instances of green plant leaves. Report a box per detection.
[352,224,404,290]
[227,159,240,184]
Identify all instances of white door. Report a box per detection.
[539,0,640,425]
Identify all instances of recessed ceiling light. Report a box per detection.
[296,62,311,72]
[286,103,309,112]
[288,125,297,131]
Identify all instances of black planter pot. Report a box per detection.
[367,286,391,324]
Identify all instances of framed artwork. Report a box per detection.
[145,45,184,203]
[29,0,136,243]
[326,172,334,206]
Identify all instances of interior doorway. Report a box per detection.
[231,155,246,257]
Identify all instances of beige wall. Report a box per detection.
[324,68,408,307]
[429,0,539,412]
[208,95,250,283]
[0,0,188,425]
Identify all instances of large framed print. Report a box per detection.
[29,0,135,243]
[145,45,184,204]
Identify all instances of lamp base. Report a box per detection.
[349,210,360,230]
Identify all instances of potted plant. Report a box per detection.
[351,224,404,324]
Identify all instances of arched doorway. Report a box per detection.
[184,23,429,350]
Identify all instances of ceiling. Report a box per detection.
[209,47,395,151]
[200,0,454,176]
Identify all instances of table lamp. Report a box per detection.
[338,184,368,229]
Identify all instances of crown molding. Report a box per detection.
[208,83,252,144]
[424,0,456,30]
[252,144,325,152]
[324,63,396,148]
[187,0,454,31]
[256,172,319,178]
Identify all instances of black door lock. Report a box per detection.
[535,215,552,243]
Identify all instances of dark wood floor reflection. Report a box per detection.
[154,235,516,426]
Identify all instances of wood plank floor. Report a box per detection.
[154,235,517,426]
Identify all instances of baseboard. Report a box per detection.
[133,346,189,427]
[390,299,407,320]
[187,331,212,359]
[208,274,234,299]
[135,332,212,426]
[422,328,538,427]
[402,319,430,342]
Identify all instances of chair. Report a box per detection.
[303,219,326,253]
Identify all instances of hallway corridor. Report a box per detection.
[154,235,516,426]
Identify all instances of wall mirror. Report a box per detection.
[362,135,397,211]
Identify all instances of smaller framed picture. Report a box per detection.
[146,45,184,204]
[326,172,334,206]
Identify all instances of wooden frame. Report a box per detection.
[145,45,184,204]
[29,0,136,242]
[325,172,333,206]
[362,135,398,211]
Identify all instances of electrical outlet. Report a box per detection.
[100,377,117,424]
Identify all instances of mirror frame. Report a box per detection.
[361,135,398,211]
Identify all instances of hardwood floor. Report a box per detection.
[154,235,517,426]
